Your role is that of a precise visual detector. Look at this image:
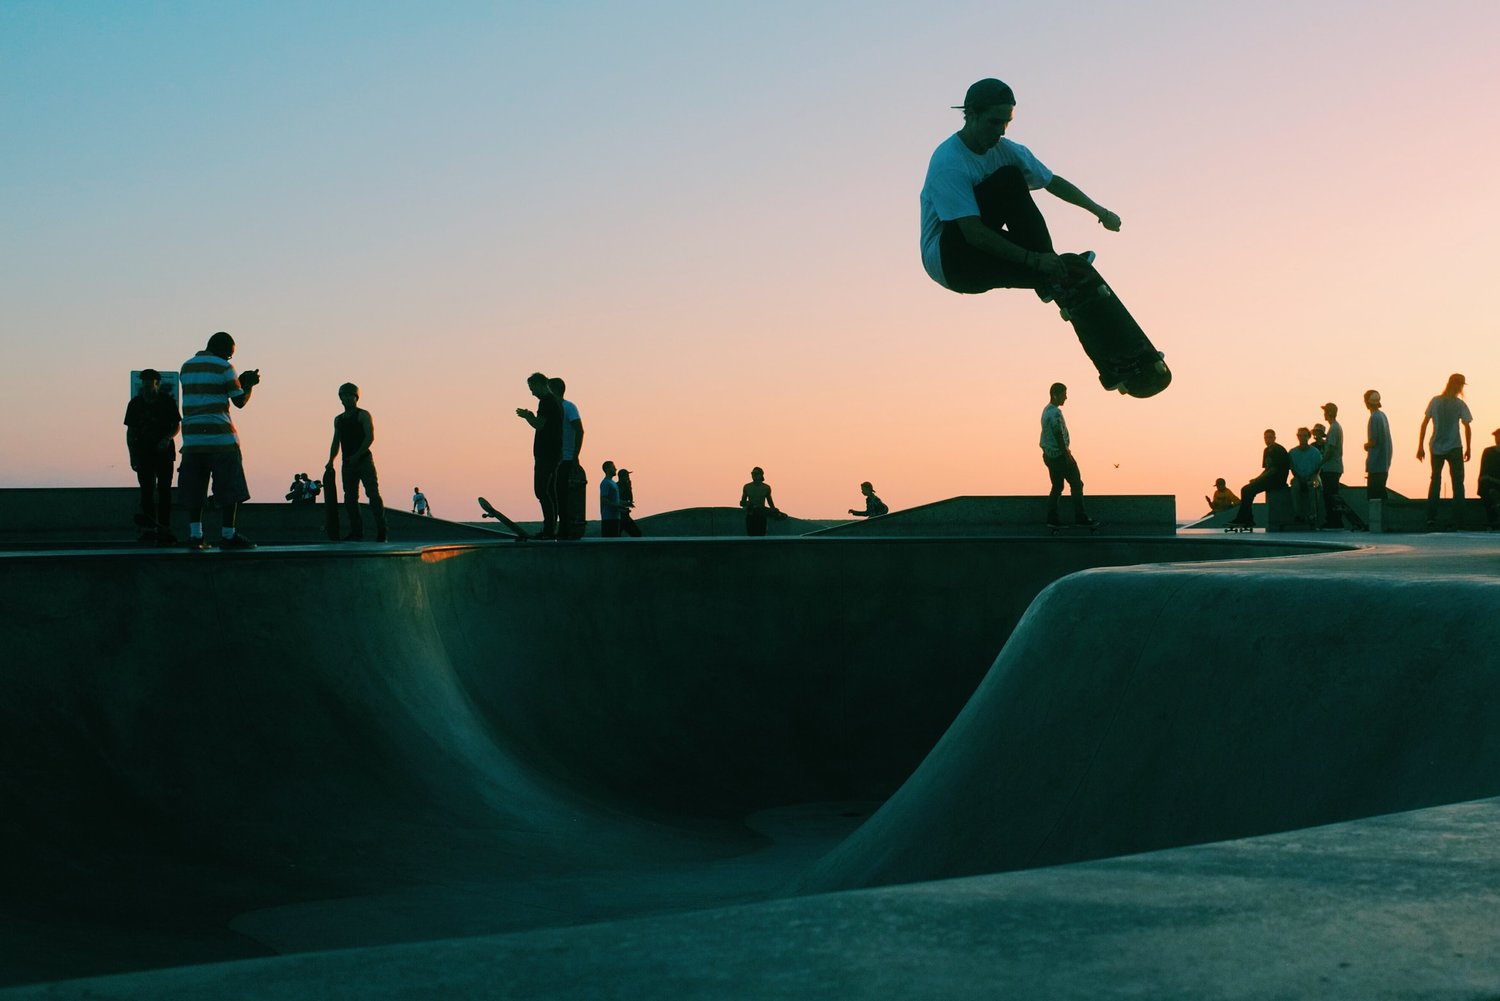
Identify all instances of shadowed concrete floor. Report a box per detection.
[2,531,1499,997]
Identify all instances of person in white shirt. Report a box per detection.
[1039,383,1096,528]
[920,78,1121,301]
[1416,373,1473,528]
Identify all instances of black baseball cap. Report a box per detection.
[952,78,1015,111]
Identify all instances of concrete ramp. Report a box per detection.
[799,558,1500,893]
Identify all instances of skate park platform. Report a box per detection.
[3,517,1500,998]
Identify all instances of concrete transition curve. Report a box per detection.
[799,550,1500,893]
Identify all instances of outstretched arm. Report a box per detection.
[1045,175,1121,231]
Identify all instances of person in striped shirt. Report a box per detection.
[178,331,261,549]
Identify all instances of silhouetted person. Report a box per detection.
[849,481,889,518]
[179,331,260,549]
[1364,390,1392,533]
[1417,373,1472,528]
[1229,429,1290,528]
[1288,426,1323,528]
[326,383,387,542]
[549,377,586,540]
[515,372,562,539]
[1319,403,1345,528]
[617,467,642,538]
[1039,382,1096,528]
[920,78,1120,305]
[1207,478,1239,512]
[740,467,781,537]
[123,368,180,544]
[599,461,624,538]
[286,472,319,504]
[412,487,431,516]
[1478,429,1500,530]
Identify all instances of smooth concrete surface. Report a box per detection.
[5,796,1500,1000]
[5,529,1500,998]
[812,494,1177,537]
[0,488,497,545]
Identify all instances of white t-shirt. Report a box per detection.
[920,133,1054,288]
[1425,395,1472,454]
[1039,402,1069,458]
[560,399,582,460]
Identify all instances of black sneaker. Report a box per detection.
[219,533,257,550]
[186,536,211,551]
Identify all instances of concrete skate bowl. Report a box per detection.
[0,535,1347,984]
[799,555,1500,895]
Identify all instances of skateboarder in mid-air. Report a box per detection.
[920,78,1120,304]
[921,78,1169,397]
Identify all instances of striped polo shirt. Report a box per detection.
[179,350,244,452]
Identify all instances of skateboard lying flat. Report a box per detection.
[1048,520,1102,537]
[1057,261,1171,399]
[477,497,530,541]
[1224,521,1254,533]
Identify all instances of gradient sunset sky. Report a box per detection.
[4,1,1497,522]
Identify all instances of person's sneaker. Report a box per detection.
[137,529,158,543]
[156,530,178,547]
[185,536,211,551]
[341,533,364,542]
[219,533,257,550]
[376,533,388,543]
[1077,516,1101,528]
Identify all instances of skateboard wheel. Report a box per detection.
[1096,285,1112,299]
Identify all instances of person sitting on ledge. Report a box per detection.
[1228,429,1290,528]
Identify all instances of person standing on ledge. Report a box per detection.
[1039,383,1097,529]
[920,77,1121,303]
[178,331,259,549]
[1416,372,1472,529]
[327,383,387,543]
[1364,390,1393,533]
[515,373,562,539]
[412,487,431,517]
[123,367,181,544]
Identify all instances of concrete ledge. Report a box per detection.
[811,494,1176,536]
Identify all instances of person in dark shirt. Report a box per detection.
[122,368,181,544]
[1229,429,1291,528]
[326,383,387,542]
[515,372,563,539]
[1478,428,1500,530]
[848,481,890,518]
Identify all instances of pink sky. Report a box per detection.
[3,2,1497,521]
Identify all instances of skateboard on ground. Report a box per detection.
[323,465,340,541]
[1047,520,1102,536]
[1056,260,1171,399]
[477,497,530,541]
[1331,496,1368,531]
[1224,521,1255,533]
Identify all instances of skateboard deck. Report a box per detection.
[560,465,588,539]
[1332,496,1368,531]
[323,466,340,541]
[1057,261,1171,399]
[1224,522,1254,533]
[1048,520,1101,536]
[477,497,530,541]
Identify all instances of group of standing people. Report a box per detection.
[1218,374,1499,532]
[124,331,391,548]
[517,372,639,540]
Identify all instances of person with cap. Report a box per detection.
[616,467,642,537]
[178,331,260,549]
[920,77,1122,303]
[1477,428,1500,530]
[848,481,889,518]
[123,368,181,544]
[1207,478,1239,512]
[1416,373,1473,529]
[1364,389,1393,533]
